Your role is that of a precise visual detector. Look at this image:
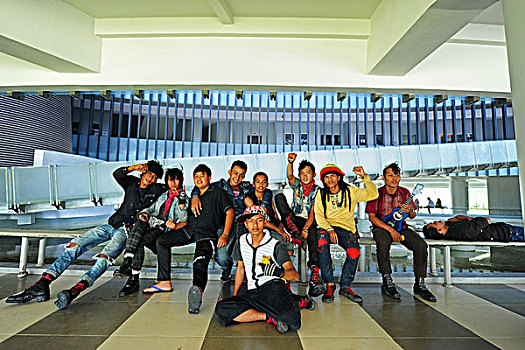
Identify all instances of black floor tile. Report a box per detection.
[457,284,525,317]
[0,278,153,349]
[0,335,107,350]
[360,283,497,347]
[394,337,500,350]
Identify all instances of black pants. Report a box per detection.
[215,279,301,331]
[192,239,215,292]
[274,193,319,268]
[127,221,164,270]
[156,228,194,281]
[372,227,428,278]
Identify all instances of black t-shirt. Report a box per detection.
[186,186,233,241]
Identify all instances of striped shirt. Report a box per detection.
[233,230,290,290]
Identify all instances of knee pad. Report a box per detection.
[318,231,329,252]
[346,248,360,260]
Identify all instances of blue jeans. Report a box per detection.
[46,224,127,285]
[508,224,525,241]
[215,226,237,269]
[318,226,360,288]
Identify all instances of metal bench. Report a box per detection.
[297,238,525,286]
[423,239,525,286]
[0,229,85,278]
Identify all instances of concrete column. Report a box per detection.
[450,177,469,214]
[487,176,522,216]
[502,0,525,224]
[358,182,366,220]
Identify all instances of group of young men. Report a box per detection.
[6,154,439,333]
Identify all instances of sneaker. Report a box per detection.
[285,214,300,236]
[381,274,401,300]
[6,273,53,304]
[413,278,437,302]
[339,286,363,303]
[266,315,289,333]
[114,256,133,278]
[119,274,140,296]
[55,280,88,310]
[298,295,315,310]
[308,266,326,297]
[322,284,336,303]
[220,267,232,283]
[188,285,203,314]
[290,236,307,251]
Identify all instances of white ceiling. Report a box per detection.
[62,0,381,19]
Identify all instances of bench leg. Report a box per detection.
[430,247,438,276]
[18,237,29,278]
[359,245,367,272]
[299,246,307,283]
[36,238,47,267]
[443,246,452,287]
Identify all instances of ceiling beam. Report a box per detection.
[206,0,234,24]
[94,17,369,39]
[367,0,498,76]
[0,0,101,72]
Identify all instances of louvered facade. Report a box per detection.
[0,95,72,167]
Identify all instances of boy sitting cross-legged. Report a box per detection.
[215,206,314,334]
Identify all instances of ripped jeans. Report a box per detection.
[317,226,360,288]
[46,223,127,286]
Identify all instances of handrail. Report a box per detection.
[0,140,518,215]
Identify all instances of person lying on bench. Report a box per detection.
[423,216,525,242]
[215,206,314,334]
[6,161,165,309]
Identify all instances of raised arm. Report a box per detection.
[287,153,297,185]
[113,164,145,189]
[352,166,378,203]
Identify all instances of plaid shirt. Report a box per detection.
[365,186,416,228]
